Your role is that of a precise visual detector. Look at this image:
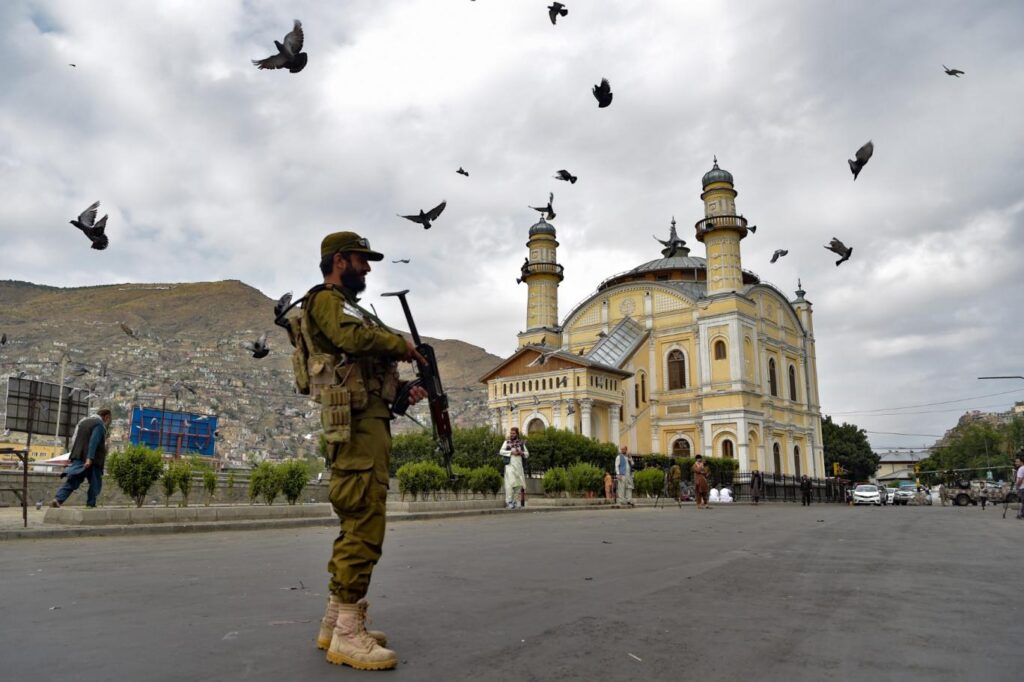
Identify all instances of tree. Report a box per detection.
[160,468,177,507]
[106,445,165,508]
[174,460,194,507]
[919,416,1022,481]
[202,469,217,506]
[822,415,879,482]
[250,461,282,505]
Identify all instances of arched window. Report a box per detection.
[768,358,778,397]
[634,382,640,409]
[502,384,507,396]
[714,339,727,360]
[722,439,734,459]
[773,443,781,473]
[527,418,545,434]
[793,446,802,477]
[667,350,686,390]
[672,439,691,457]
[640,371,647,403]
[788,365,798,402]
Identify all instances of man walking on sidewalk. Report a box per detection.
[615,446,634,507]
[51,409,111,508]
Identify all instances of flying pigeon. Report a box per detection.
[273,292,292,319]
[848,140,873,180]
[244,333,270,359]
[554,169,577,184]
[119,322,137,338]
[548,2,568,25]
[592,78,613,108]
[68,64,76,68]
[770,249,788,264]
[398,200,447,229]
[529,192,556,220]
[942,65,964,77]
[70,201,109,250]
[456,167,469,177]
[1,333,6,345]
[824,238,853,266]
[392,259,411,264]
[252,20,307,73]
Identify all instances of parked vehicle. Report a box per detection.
[893,487,915,505]
[876,484,889,505]
[852,484,881,506]
[886,487,897,504]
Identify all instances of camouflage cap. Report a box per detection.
[320,231,384,261]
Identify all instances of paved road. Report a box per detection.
[1,503,1018,681]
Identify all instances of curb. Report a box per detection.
[0,503,618,541]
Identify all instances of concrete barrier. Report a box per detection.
[44,503,335,526]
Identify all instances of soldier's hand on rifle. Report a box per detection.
[403,338,428,366]
[407,384,428,405]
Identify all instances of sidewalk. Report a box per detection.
[0,500,626,541]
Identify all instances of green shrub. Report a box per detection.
[468,466,502,497]
[160,467,176,507]
[249,461,282,505]
[634,468,665,497]
[227,471,236,491]
[174,460,194,507]
[279,460,310,505]
[202,469,217,506]
[542,467,568,496]
[106,444,165,508]
[566,462,604,496]
[450,465,472,498]
[396,462,421,500]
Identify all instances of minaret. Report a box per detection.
[695,157,752,295]
[517,217,564,348]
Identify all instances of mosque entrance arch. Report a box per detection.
[526,417,546,435]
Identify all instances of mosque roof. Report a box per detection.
[628,255,708,273]
[584,317,647,369]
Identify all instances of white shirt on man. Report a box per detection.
[709,487,720,503]
[719,487,733,503]
[1016,465,1024,490]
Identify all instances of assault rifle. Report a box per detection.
[383,290,456,481]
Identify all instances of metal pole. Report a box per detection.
[53,353,68,441]
[161,396,167,458]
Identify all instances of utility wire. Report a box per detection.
[826,387,1024,415]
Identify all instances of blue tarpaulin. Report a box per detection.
[129,406,218,457]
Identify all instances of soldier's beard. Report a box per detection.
[341,270,366,293]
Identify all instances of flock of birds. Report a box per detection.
[52,5,970,364]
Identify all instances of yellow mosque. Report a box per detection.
[480,159,825,477]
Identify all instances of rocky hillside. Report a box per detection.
[0,280,502,462]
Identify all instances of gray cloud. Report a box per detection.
[2,0,1022,449]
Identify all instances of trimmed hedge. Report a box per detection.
[106,444,165,508]
[566,462,604,495]
[634,468,665,497]
[542,467,568,496]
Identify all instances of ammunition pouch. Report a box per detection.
[320,385,352,447]
[308,353,340,402]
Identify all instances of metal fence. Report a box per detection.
[728,472,849,504]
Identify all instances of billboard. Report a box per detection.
[129,406,218,457]
[4,377,90,438]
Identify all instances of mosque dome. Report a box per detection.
[701,157,734,188]
[529,217,556,236]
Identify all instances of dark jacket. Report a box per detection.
[799,478,812,493]
[69,416,108,468]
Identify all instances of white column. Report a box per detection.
[512,408,521,433]
[554,400,563,430]
[581,399,593,438]
[608,403,620,445]
[492,409,502,433]
[702,420,714,458]
[737,416,749,472]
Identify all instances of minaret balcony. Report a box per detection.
[695,214,751,239]
[521,261,565,282]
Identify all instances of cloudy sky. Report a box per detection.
[2,0,1023,451]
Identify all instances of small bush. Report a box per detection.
[634,468,665,497]
[249,461,282,505]
[107,444,165,508]
[279,460,310,505]
[566,462,604,496]
[227,471,236,491]
[174,460,194,507]
[468,466,502,497]
[202,469,217,506]
[450,465,472,498]
[542,467,568,497]
[160,467,176,506]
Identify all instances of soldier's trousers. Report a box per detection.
[327,417,391,603]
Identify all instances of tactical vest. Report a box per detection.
[282,285,401,447]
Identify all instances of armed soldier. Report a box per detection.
[288,231,427,671]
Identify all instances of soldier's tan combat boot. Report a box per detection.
[318,595,387,650]
[325,601,397,670]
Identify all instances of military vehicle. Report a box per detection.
[947,480,1019,507]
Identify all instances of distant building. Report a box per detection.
[480,160,825,476]
[875,449,930,483]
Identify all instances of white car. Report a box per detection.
[852,484,882,506]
